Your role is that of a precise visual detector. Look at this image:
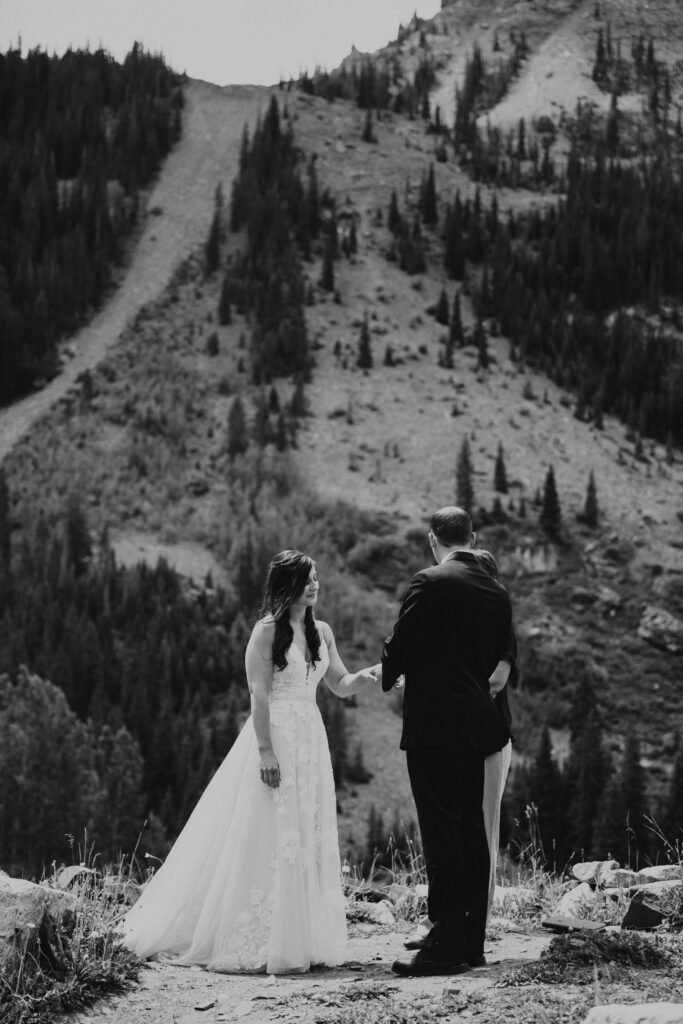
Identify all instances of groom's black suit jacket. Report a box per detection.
[382,550,512,756]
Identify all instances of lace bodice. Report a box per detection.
[270,632,330,706]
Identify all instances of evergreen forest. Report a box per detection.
[0,461,377,876]
[0,45,184,405]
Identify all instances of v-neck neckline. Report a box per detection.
[291,640,312,666]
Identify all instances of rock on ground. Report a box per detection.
[583,1005,683,1024]
[0,874,76,975]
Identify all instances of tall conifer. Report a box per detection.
[227,395,248,458]
[456,437,474,514]
[357,313,373,369]
[494,443,508,493]
[540,465,561,538]
[581,470,599,527]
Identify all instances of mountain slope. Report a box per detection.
[2,0,683,857]
[0,81,267,464]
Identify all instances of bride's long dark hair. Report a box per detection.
[259,550,321,671]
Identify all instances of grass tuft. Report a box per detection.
[1,854,143,1024]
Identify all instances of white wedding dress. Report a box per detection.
[121,633,347,973]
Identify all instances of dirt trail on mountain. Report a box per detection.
[0,80,268,466]
[74,927,553,1024]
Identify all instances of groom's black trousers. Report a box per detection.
[407,748,489,962]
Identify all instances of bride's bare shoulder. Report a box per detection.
[254,614,276,630]
[317,620,333,644]
[249,617,276,649]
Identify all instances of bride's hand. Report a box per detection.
[369,663,382,684]
[259,750,280,788]
[355,667,379,686]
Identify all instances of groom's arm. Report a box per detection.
[381,571,431,692]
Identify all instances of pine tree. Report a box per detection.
[64,493,92,578]
[581,470,599,527]
[660,741,683,840]
[218,274,232,325]
[420,164,438,226]
[526,726,566,868]
[252,390,273,447]
[388,190,400,234]
[434,288,449,325]
[365,803,385,865]
[474,320,489,370]
[606,91,619,153]
[357,313,373,369]
[320,238,335,291]
[362,109,376,143]
[539,465,561,538]
[227,395,248,458]
[494,443,508,493]
[204,209,221,275]
[594,730,649,865]
[565,714,611,859]
[289,376,307,418]
[456,437,474,514]
[449,292,464,346]
[275,410,289,452]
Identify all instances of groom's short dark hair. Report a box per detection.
[430,506,472,546]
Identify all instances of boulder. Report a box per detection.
[555,881,594,917]
[101,874,143,905]
[371,899,396,926]
[0,875,76,976]
[53,864,97,890]
[583,1005,683,1024]
[638,606,683,653]
[622,880,683,930]
[600,867,641,888]
[637,865,683,883]
[572,860,619,885]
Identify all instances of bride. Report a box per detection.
[122,549,378,974]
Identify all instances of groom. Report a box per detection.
[381,506,512,976]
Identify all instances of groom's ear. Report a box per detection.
[470,531,477,548]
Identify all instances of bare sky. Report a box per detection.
[3,0,439,86]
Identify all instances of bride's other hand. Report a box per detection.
[259,749,280,788]
[356,667,379,686]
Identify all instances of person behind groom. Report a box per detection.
[380,506,513,976]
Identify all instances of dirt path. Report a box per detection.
[74,927,551,1024]
[0,79,268,466]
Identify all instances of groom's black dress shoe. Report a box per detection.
[391,948,471,977]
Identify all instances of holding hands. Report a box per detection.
[368,663,382,685]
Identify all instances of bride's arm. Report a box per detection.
[489,658,511,696]
[320,621,379,698]
[245,621,280,788]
